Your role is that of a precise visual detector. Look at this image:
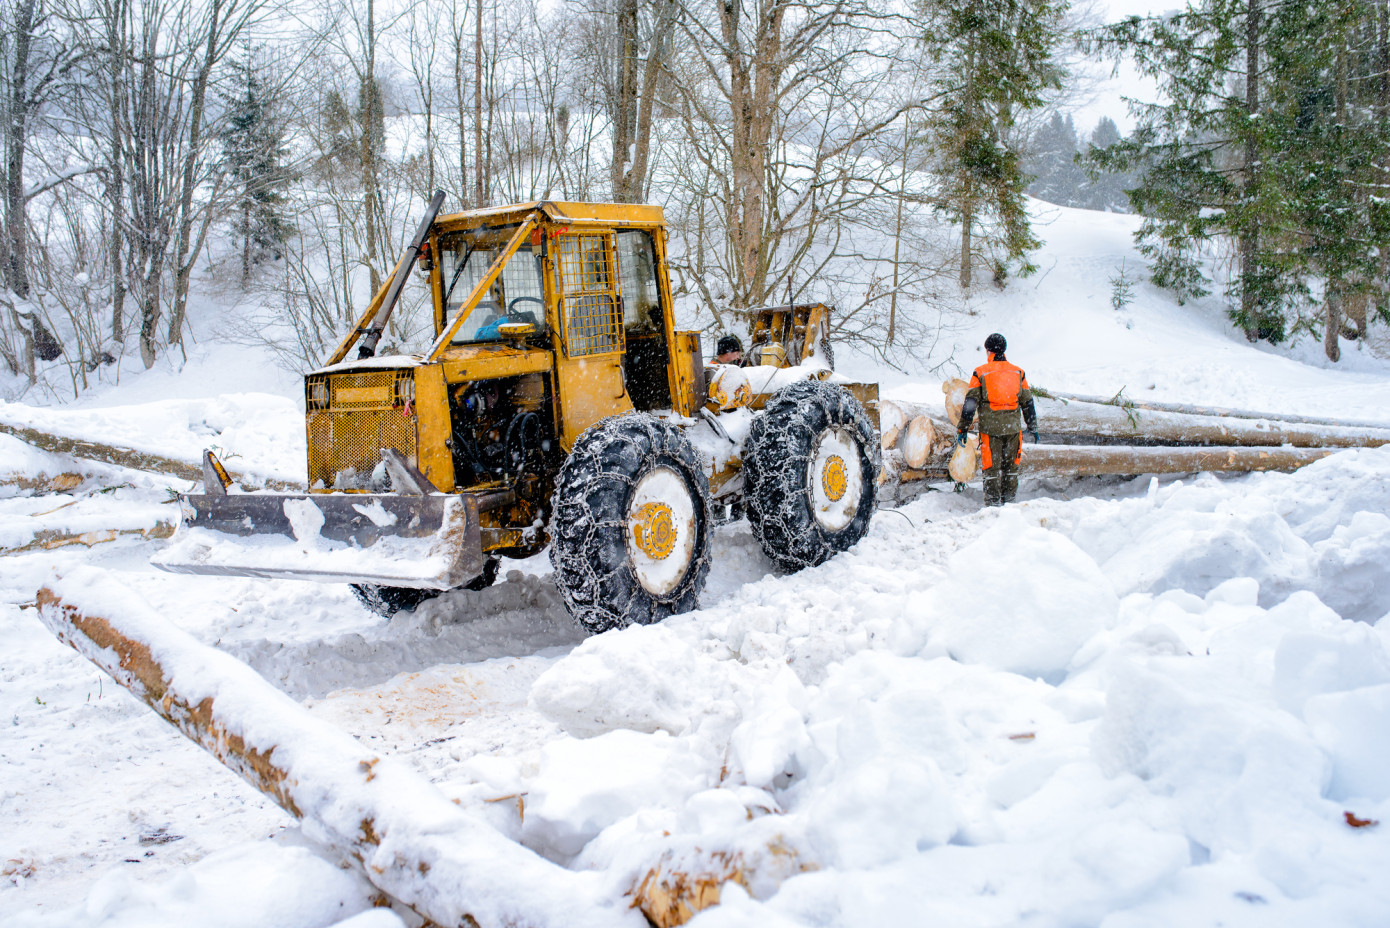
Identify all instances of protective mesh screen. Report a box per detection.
[556,233,622,357]
[305,370,418,489]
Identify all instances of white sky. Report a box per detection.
[1063,0,1178,137]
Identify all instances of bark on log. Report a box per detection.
[1033,397,1390,449]
[1021,444,1335,478]
[0,421,299,490]
[1046,390,1390,431]
[34,571,632,928]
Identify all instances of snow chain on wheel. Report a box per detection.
[550,414,713,634]
[743,379,880,572]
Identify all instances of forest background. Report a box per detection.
[2,0,1389,401]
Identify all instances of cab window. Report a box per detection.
[439,230,545,343]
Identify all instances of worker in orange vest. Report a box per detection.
[956,333,1038,506]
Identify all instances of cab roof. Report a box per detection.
[432,200,665,234]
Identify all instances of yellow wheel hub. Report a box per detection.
[631,502,677,561]
[822,454,848,502]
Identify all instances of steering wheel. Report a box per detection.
[507,296,543,314]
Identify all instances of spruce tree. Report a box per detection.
[1076,117,1135,211]
[1024,112,1084,206]
[1085,1,1285,336]
[1087,0,1390,352]
[917,0,1069,288]
[219,48,293,285]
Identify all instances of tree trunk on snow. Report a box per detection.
[167,0,225,351]
[34,577,645,928]
[1237,0,1261,341]
[4,0,36,300]
[1325,292,1342,362]
[1020,444,1335,478]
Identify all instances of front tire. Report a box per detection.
[550,414,712,634]
[743,380,879,571]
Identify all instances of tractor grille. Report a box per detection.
[305,370,418,489]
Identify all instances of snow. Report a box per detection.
[5,200,1390,927]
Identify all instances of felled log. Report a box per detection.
[35,570,630,928]
[1047,390,1390,431]
[1021,444,1334,478]
[4,522,175,555]
[0,421,299,490]
[1034,397,1390,449]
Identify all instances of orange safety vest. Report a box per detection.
[969,357,1029,412]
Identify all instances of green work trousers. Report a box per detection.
[981,431,1022,506]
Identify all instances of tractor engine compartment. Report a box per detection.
[449,372,556,510]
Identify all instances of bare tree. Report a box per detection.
[1,0,77,300]
[665,0,921,316]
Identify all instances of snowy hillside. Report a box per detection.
[3,203,1390,928]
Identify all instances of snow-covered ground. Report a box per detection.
[4,202,1390,928]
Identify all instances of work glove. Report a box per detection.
[956,431,968,447]
[1029,429,1040,444]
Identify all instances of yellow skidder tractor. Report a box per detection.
[155,195,881,632]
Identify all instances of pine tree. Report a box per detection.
[1076,117,1135,211]
[1087,0,1390,352]
[1085,1,1283,336]
[1024,112,1085,206]
[1262,1,1390,359]
[917,0,1070,288]
[219,48,293,285]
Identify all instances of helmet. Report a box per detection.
[716,334,743,356]
[984,333,1007,355]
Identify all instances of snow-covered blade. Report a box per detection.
[151,492,483,590]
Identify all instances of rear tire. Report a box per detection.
[550,414,712,634]
[743,380,879,571]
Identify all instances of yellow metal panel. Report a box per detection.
[439,347,553,383]
[555,355,632,449]
[414,364,455,492]
[671,331,703,417]
[334,385,392,406]
[305,370,418,489]
[842,381,881,435]
[551,229,630,446]
[432,202,665,235]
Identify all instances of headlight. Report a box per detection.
[308,380,329,409]
[394,375,416,405]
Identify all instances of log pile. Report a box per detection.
[876,380,1390,496]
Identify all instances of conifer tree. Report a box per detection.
[1087,0,1390,352]
[1076,117,1135,211]
[1086,1,1286,337]
[917,0,1069,288]
[1024,111,1084,206]
[219,48,293,286]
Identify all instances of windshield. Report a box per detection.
[439,230,545,343]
